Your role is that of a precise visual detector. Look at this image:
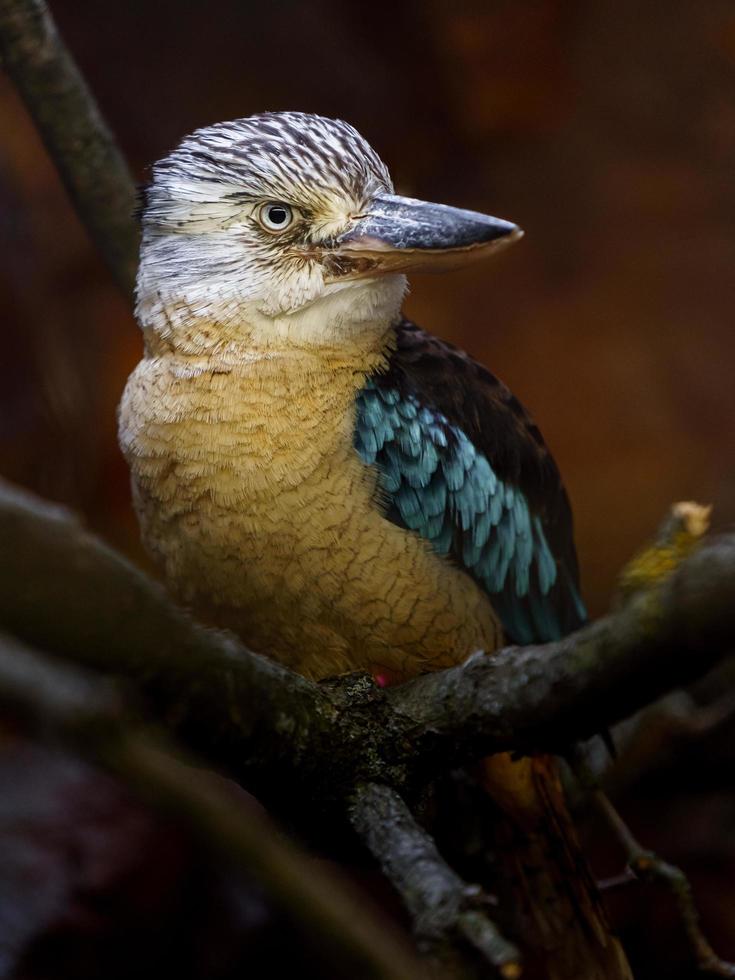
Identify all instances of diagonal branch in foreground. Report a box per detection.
[0,630,425,980]
[1,476,734,810]
[0,0,139,293]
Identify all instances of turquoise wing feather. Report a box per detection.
[354,367,586,645]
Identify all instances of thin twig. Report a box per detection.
[571,752,735,978]
[0,0,139,292]
[594,791,735,978]
[596,869,637,893]
[600,687,735,797]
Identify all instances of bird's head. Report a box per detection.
[137,112,521,345]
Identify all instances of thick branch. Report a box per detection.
[0,0,138,292]
[1,478,734,811]
[0,631,424,980]
[386,531,735,758]
[0,479,341,803]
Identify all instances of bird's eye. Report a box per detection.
[258,202,294,232]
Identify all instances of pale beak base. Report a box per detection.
[323,193,522,280]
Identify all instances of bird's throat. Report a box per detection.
[136,243,406,361]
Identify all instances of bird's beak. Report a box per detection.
[323,193,522,280]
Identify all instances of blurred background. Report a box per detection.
[2,0,735,612]
[1,2,735,977]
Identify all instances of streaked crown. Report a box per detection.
[144,111,393,229]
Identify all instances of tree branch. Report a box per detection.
[350,782,521,978]
[569,753,735,979]
[0,479,338,804]
[0,0,138,292]
[0,630,425,980]
[1,478,733,817]
[386,526,735,760]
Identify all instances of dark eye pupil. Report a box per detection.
[268,207,287,225]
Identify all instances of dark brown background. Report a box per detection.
[1,2,735,975]
[3,0,735,615]
[2,0,735,613]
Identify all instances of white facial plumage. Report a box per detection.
[136,112,408,348]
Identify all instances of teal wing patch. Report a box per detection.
[354,381,586,644]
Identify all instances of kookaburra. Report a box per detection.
[119,112,629,978]
[120,111,584,679]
